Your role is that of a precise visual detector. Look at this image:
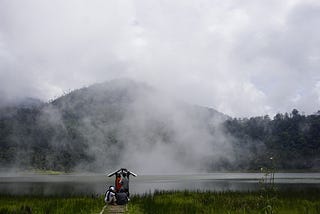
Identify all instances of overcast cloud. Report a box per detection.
[0,0,319,117]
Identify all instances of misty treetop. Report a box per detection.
[223,109,320,170]
[0,80,319,172]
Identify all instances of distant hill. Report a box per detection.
[1,79,319,173]
[0,79,230,173]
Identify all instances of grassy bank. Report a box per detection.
[128,190,320,214]
[1,190,320,214]
[0,195,104,214]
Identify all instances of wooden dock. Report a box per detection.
[99,205,127,214]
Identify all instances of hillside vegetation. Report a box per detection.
[0,79,319,172]
[223,109,320,170]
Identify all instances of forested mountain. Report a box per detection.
[223,110,320,171]
[0,79,319,173]
[0,79,227,173]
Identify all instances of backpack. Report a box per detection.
[116,192,128,205]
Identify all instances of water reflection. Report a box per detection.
[0,173,319,196]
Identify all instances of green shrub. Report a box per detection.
[128,190,320,214]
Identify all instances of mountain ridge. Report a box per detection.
[2,79,318,173]
[0,79,230,173]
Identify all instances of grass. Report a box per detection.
[1,190,320,214]
[0,195,104,214]
[128,189,320,214]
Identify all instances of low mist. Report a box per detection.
[1,79,319,174]
[0,79,236,174]
[69,80,234,174]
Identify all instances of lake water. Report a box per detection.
[0,173,320,196]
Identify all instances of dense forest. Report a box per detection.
[0,104,92,171]
[0,81,319,172]
[223,109,320,171]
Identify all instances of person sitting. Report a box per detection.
[104,186,117,205]
[115,172,122,192]
[116,188,129,205]
[120,172,130,196]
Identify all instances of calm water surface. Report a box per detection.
[0,173,319,196]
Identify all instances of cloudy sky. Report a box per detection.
[0,0,319,117]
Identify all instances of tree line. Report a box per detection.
[222,109,320,171]
[0,105,319,172]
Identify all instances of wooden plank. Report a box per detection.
[100,205,127,214]
[107,168,137,177]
